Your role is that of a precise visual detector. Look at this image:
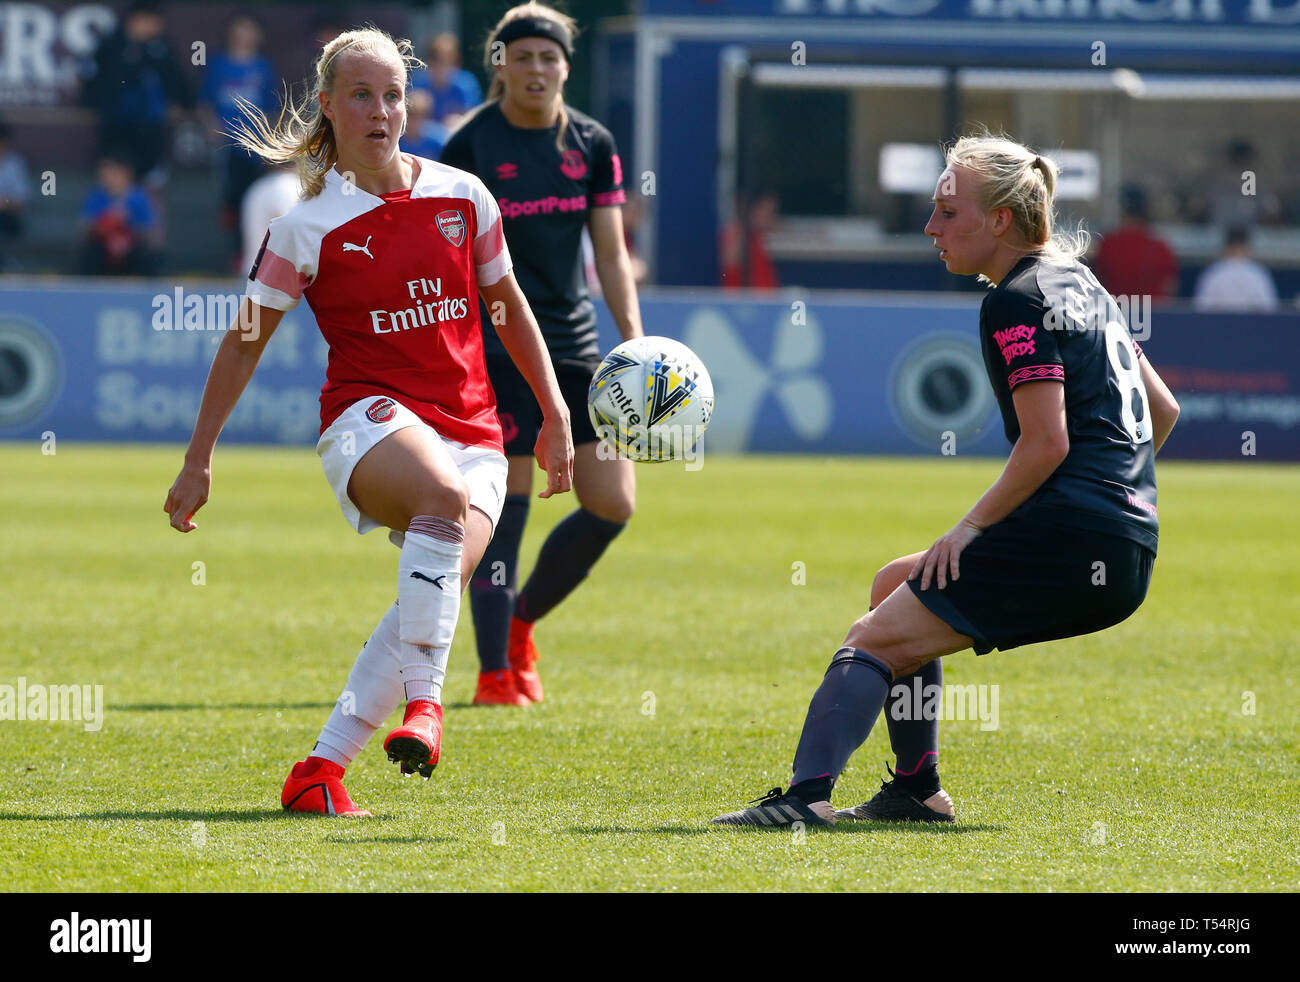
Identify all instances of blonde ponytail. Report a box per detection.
[945,133,1090,264]
[228,27,422,199]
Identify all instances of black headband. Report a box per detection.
[494,16,573,59]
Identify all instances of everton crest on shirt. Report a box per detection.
[245,157,512,452]
[441,103,626,368]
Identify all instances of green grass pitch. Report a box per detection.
[1,443,1296,892]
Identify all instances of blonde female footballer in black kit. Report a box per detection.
[714,135,1181,828]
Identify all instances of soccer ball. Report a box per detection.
[587,336,714,462]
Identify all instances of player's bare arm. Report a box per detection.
[164,300,284,532]
[911,379,1068,590]
[478,271,574,497]
[1139,355,1180,454]
[588,205,643,342]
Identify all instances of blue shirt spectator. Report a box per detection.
[81,184,158,232]
[400,89,450,160]
[80,156,161,275]
[201,50,278,129]
[410,67,482,122]
[411,33,482,123]
[82,3,194,187]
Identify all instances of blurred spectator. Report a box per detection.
[80,155,160,276]
[240,164,301,277]
[1194,225,1279,312]
[0,123,31,270]
[1205,139,1283,231]
[410,33,482,126]
[313,18,345,58]
[201,14,277,258]
[82,2,194,190]
[1091,185,1177,301]
[400,89,451,161]
[721,191,780,289]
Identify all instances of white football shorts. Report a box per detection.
[316,394,508,538]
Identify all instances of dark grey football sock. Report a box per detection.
[469,495,529,672]
[886,656,942,780]
[791,647,894,787]
[515,508,624,623]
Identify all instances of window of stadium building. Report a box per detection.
[742,71,1300,278]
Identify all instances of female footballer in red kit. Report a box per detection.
[164,27,573,816]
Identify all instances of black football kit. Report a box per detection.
[910,255,1159,654]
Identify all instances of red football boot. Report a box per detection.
[507,617,544,703]
[383,699,443,779]
[281,756,373,817]
[472,669,529,706]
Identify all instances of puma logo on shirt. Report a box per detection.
[343,235,374,258]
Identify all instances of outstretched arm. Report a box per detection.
[164,301,283,531]
[589,206,643,342]
[478,272,573,498]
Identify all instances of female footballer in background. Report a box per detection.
[164,27,573,816]
[714,135,1181,827]
[441,3,644,706]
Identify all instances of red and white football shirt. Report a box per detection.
[246,156,512,450]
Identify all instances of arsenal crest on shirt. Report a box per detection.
[436,210,466,247]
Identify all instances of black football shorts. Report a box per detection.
[908,511,1155,656]
[487,355,599,456]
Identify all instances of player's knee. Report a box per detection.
[844,613,874,652]
[870,566,894,609]
[871,556,915,608]
[577,479,634,523]
[410,478,469,527]
[588,495,633,524]
[844,615,906,672]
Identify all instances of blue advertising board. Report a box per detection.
[1,282,1296,461]
[642,0,1300,28]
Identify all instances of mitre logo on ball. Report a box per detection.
[587,336,714,463]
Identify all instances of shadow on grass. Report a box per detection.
[324,834,455,845]
[0,808,392,824]
[568,822,1001,836]
[440,700,518,711]
[567,825,715,836]
[816,822,1002,835]
[113,702,334,712]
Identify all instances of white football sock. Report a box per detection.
[313,601,403,767]
[397,516,465,704]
